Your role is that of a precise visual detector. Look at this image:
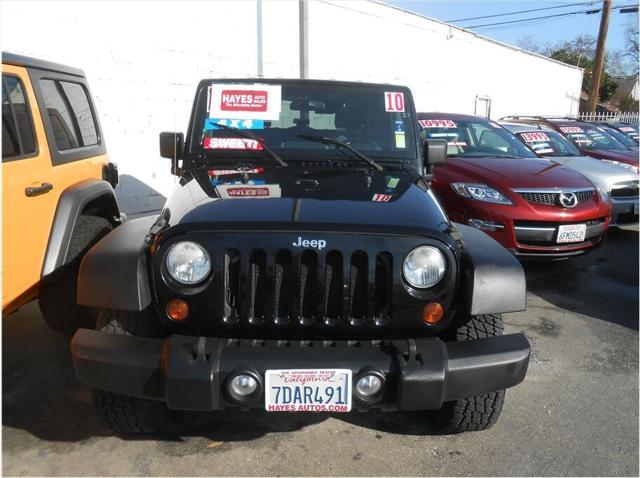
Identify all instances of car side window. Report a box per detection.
[2,75,37,161]
[39,78,98,151]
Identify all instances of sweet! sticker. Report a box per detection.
[559,126,584,134]
[384,92,405,112]
[520,132,550,143]
[419,119,457,128]
[208,168,264,177]
[203,137,263,150]
[208,83,281,120]
[620,127,636,132]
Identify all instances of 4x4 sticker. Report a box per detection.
[419,119,456,128]
[204,118,264,130]
[207,83,281,120]
[384,92,405,112]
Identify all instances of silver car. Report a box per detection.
[500,122,639,227]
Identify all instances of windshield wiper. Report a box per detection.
[211,122,288,167]
[296,134,383,171]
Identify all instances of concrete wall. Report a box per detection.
[1,0,583,214]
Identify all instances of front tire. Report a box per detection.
[428,314,506,433]
[92,309,170,435]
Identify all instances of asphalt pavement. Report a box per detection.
[2,227,638,476]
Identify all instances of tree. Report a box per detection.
[517,34,620,102]
[624,15,639,72]
[550,48,619,102]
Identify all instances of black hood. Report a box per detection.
[159,165,449,235]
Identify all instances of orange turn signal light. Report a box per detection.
[166,299,189,321]
[422,302,444,325]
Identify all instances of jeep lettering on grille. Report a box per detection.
[292,237,327,250]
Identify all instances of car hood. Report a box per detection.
[548,156,639,191]
[441,157,594,189]
[584,148,639,164]
[159,166,450,234]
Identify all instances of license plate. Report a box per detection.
[557,224,586,243]
[265,369,352,413]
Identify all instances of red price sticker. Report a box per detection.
[521,132,550,143]
[419,119,457,128]
[384,92,405,112]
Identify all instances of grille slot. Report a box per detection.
[248,250,267,324]
[298,251,317,324]
[273,250,292,325]
[323,251,343,324]
[223,249,241,322]
[611,181,639,198]
[374,253,393,325]
[349,252,368,325]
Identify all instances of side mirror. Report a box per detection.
[159,132,184,176]
[423,139,447,177]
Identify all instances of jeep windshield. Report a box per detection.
[187,80,418,166]
[418,117,537,159]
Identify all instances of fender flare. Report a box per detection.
[455,223,526,315]
[42,179,120,277]
[77,216,154,311]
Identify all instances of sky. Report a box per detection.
[386,1,636,61]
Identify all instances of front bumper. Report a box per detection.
[610,197,639,226]
[71,329,530,411]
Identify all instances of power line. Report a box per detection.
[446,1,596,23]
[463,4,636,29]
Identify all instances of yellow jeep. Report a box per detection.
[2,52,121,332]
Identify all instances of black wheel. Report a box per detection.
[428,314,506,434]
[92,309,170,434]
[39,216,112,334]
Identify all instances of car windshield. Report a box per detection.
[616,124,639,142]
[514,130,581,157]
[557,124,629,151]
[601,125,638,148]
[418,117,537,158]
[189,81,417,164]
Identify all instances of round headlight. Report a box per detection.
[402,246,446,289]
[166,241,211,284]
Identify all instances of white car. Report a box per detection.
[500,122,639,227]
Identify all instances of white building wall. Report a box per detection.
[1,0,583,214]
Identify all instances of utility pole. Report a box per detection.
[587,0,611,113]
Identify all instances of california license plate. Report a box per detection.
[557,224,586,243]
[264,369,352,413]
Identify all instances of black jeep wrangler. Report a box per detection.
[71,79,529,434]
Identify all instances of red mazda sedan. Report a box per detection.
[418,113,612,259]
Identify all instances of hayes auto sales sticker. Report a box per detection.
[265,369,352,412]
[207,83,281,120]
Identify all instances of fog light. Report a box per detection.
[355,374,383,399]
[228,374,258,400]
[422,302,444,325]
[166,299,189,321]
